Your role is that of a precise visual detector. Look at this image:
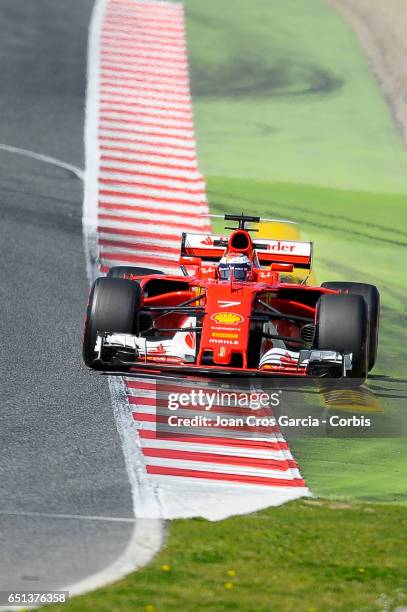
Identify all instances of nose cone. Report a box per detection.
[198,283,254,368]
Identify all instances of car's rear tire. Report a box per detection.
[321,282,380,371]
[107,266,163,279]
[83,277,142,369]
[315,293,368,380]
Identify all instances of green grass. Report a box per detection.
[185,0,407,193]
[293,439,407,504]
[46,500,407,612]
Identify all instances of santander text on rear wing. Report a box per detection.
[181,232,313,269]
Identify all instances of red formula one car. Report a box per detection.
[83,214,380,380]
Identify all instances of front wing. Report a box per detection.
[94,332,352,378]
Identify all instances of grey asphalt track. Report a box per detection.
[0,0,137,591]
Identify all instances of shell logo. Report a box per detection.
[211,312,244,325]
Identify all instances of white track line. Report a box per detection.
[0,509,137,523]
[0,143,84,180]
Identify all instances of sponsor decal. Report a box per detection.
[199,235,226,245]
[209,338,239,345]
[257,270,274,280]
[212,332,238,339]
[151,343,166,354]
[200,266,216,278]
[146,355,182,363]
[281,351,299,364]
[266,241,296,252]
[211,312,244,325]
[212,325,239,332]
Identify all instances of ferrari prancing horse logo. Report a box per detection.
[211,312,244,325]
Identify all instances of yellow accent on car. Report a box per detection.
[211,312,243,325]
[254,221,317,284]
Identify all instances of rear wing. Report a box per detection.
[181,233,313,269]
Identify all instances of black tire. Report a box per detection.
[315,293,368,380]
[321,282,380,371]
[83,277,142,369]
[107,266,163,279]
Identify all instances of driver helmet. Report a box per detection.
[218,253,252,281]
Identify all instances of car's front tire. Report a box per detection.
[315,293,368,380]
[83,277,142,369]
[321,282,380,371]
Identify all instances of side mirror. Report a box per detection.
[270,263,294,272]
[179,256,201,266]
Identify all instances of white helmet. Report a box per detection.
[218,254,251,281]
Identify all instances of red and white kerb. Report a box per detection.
[84,0,309,514]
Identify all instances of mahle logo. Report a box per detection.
[211,312,243,325]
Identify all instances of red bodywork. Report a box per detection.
[125,228,338,376]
